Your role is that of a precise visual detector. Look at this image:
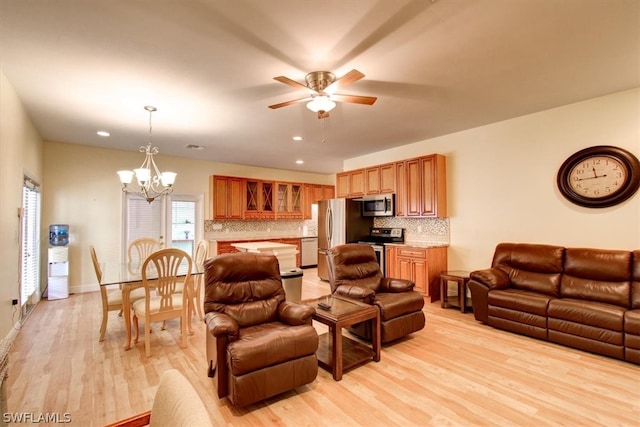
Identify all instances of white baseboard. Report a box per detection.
[69,283,99,295]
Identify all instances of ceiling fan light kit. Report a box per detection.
[269,69,377,119]
[306,95,335,113]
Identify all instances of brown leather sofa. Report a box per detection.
[204,252,319,407]
[327,243,425,343]
[468,243,639,364]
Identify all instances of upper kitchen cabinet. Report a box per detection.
[303,184,335,219]
[276,182,303,219]
[211,175,244,220]
[396,154,447,218]
[336,169,365,198]
[365,163,396,195]
[245,179,275,220]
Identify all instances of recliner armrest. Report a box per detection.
[334,284,376,304]
[470,267,510,290]
[379,277,415,293]
[278,302,316,325]
[205,312,239,340]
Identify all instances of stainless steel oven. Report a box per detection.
[358,227,404,277]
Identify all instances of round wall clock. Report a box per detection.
[557,145,640,208]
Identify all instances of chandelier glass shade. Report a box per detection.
[306,95,336,113]
[117,106,176,203]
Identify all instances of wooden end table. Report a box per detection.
[301,295,380,381]
[440,270,472,313]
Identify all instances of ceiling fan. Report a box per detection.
[268,69,377,119]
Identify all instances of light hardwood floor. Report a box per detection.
[6,268,640,426]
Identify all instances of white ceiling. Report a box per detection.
[1,0,638,174]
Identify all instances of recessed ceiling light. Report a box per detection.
[296,160,304,164]
[97,130,110,137]
[185,144,206,150]
[292,136,303,141]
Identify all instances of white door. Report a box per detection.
[123,193,203,260]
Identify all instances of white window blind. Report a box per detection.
[126,195,162,243]
[21,178,41,306]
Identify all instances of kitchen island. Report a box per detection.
[231,241,298,269]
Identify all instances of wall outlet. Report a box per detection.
[212,223,222,230]
[11,299,18,306]
[417,226,423,233]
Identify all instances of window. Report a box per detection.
[20,177,41,316]
[123,194,202,259]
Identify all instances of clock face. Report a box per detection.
[557,146,640,208]
[567,155,627,199]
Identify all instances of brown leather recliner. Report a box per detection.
[327,243,425,343]
[204,252,319,407]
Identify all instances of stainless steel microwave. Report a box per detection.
[360,194,395,217]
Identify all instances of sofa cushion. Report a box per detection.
[488,289,553,317]
[548,299,625,332]
[492,243,564,297]
[632,250,640,309]
[374,291,424,321]
[562,248,632,308]
[227,322,319,376]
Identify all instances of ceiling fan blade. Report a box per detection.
[268,96,312,109]
[331,94,377,105]
[318,111,330,119]
[325,69,365,93]
[273,76,312,91]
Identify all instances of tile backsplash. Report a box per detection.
[204,216,449,244]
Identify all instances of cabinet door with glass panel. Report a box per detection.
[245,179,275,220]
[276,182,303,219]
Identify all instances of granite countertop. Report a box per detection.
[207,234,315,242]
[385,242,449,248]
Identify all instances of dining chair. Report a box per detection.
[127,237,162,266]
[132,248,192,357]
[190,240,208,322]
[90,245,146,342]
[173,240,208,334]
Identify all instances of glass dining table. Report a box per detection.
[99,261,205,349]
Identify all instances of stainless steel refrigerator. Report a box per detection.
[317,198,373,281]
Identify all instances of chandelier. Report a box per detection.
[117,106,176,203]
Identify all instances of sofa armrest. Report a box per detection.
[205,312,239,340]
[278,301,316,326]
[379,277,415,293]
[334,284,376,304]
[470,267,510,290]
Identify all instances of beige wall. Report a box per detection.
[344,88,640,270]
[0,71,44,340]
[42,142,334,292]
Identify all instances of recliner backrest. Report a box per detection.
[492,243,564,297]
[204,252,285,327]
[327,244,382,293]
[562,248,632,308]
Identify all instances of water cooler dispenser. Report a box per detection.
[47,224,69,300]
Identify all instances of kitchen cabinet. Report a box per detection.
[276,182,303,219]
[245,179,275,220]
[349,169,365,197]
[304,184,335,219]
[336,173,350,198]
[394,161,406,216]
[386,245,448,302]
[395,154,447,218]
[365,163,395,195]
[211,175,244,220]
